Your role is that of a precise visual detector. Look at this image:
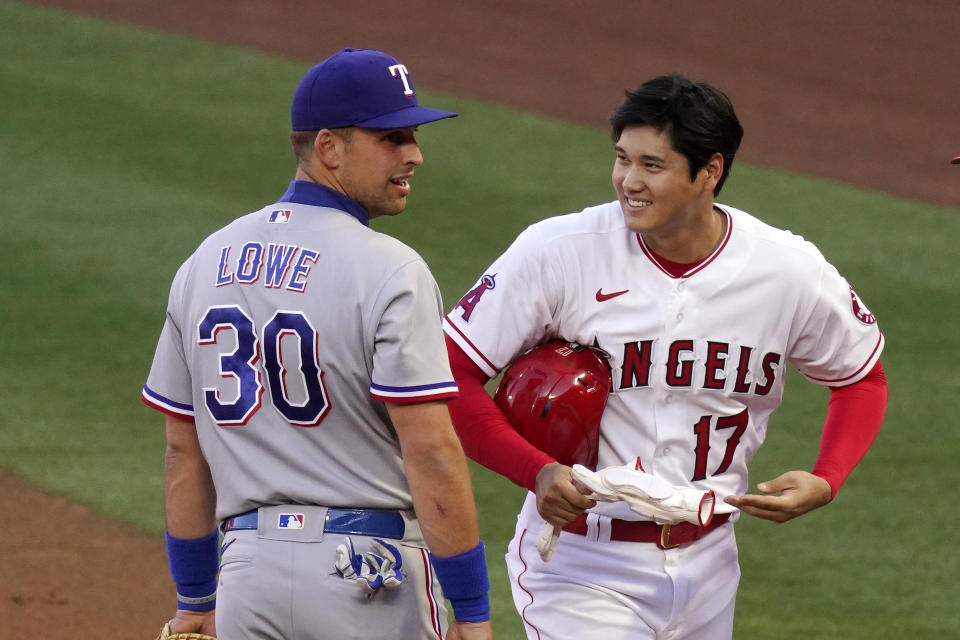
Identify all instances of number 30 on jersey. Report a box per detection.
[197,305,330,427]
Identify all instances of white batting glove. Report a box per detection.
[535,522,561,562]
[334,536,383,593]
[366,538,404,589]
[571,464,715,526]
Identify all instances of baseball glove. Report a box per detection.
[155,621,216,640]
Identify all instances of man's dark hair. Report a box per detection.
[290,129,320,165]
[609,74,744,195]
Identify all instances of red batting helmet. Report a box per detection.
[494,340,612,470]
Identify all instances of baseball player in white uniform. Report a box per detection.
[142,48,491,640]
[442,74,888,639]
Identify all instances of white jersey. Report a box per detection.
[443,200,883,504]
[143,181,457,521]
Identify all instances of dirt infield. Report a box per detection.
[4,1,959,637]
[0,470,174,638]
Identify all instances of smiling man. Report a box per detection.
[443,73,888,639]
[143,48,491,640]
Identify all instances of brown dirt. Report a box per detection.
[4,1,959,638]
[0,470,174,638]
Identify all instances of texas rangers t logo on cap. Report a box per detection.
[388,64,414,96]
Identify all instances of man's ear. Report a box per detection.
[702,152,724,192]
[314,129,343,169]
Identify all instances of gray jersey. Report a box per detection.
[143,181,457,521]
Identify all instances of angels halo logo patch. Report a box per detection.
[849,287,876,325]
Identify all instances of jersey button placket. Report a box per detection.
[663,282,697,474]
[674,278,687,321]
[656,279,691,475]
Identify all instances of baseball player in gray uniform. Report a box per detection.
[142,48,492,640]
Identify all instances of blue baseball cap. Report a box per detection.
[291,48,458,131]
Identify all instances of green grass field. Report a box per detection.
[1,2,958,637]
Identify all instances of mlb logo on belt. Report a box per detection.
[268,209,292,223]
[278,513,305,529]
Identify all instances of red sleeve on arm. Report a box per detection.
[812,360,888,499]
[445,335,554,491]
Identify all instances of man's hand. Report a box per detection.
[167,609,216,637]
[446,620,492,639]
[534,462,596,526]
[724,470,831,523]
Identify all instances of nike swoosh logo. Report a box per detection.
[595,288,629,302]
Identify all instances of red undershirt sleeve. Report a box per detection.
[811,360,888,499]
[445,335,554,492]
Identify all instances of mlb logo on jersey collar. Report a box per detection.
[278,513,305,529]
[268,209,292,223]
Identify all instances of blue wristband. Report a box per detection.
[165,530,219,612]
[429,542,491,623]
